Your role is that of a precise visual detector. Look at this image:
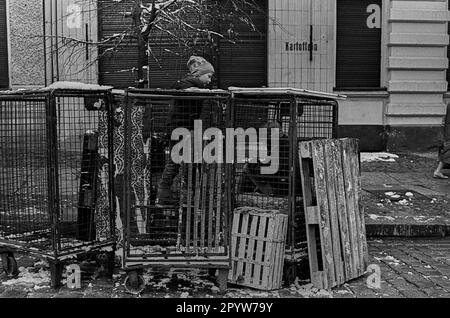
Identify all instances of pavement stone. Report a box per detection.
[398,290,428,298]
[0,288,28,298]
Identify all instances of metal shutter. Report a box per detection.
[98,0,139,88]
[147,7,216,89]
[447,0,450,90]
[217,0,267,89]
[336,0,382,89]
[0,1,9,89]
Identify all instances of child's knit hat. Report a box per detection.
[187,56,215,77]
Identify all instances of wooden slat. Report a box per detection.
[193,165,201,251]
[271,215,285,290]
[231,211,241,277]
[299,149,322,284]
[245,214,259,283]
[260,216,275,289]
[306,206,320,225]
[207,164,216,251]
[177,163,185,251]
[186,163,193,252]
[330,139,353,281]
[345,139,364,276]
[323,141,345,286]
[311,140,336,289]
[341,139,361,277]
[215,164,223,252]
[200,164,208,249]
[349,139,368,272]
[236,212,249,279]
[253,215,265,287]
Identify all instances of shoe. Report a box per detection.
[433,171,448,179]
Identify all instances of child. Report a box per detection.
[156,56,215,205]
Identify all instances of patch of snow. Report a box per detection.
[398,199,412,206]
[2,267,50,287]
[361,152,399,163]
[405,192,414,198]
[42,81,113,91]
[368,214,396,221]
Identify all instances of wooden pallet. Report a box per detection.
[229,207,288,291]
[298,138,368,290]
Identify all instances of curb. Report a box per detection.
[366,223,450,238]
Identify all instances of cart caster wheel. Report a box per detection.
[1,253,18,277]
[124,271,146,295]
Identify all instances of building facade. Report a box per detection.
[1,0,450,151]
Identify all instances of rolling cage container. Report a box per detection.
[121,88,231,293]
[227,87,343,284]
[0,87,116,287]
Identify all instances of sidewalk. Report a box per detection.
[2,238,450,298]
[361,152,450,237]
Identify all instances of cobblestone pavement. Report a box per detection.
[1,238,450,298]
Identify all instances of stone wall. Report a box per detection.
[9,0,45,88]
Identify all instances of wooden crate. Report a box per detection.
[229,207,288,291]
[298,138,368,290]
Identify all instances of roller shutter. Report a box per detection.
[217,0,267,89]
[98,0,139,88]
[336,0,382,89]
[98,0,267,89]
[447,0,450,91]
[0,1,9,89]
[147,6,216,89]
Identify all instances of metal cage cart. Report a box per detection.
[122,88,231,293]
[227,87,344,284]
[0,86,116,287]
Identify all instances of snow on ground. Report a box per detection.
[2,266,50,288]
[374,254,403,266]
[360,152,399,163]
[368,214,396,221]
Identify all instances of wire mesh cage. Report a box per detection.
[0,87,116,286]
[122,88,231,291]
[227,87,342,282]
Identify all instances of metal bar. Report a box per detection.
[124,91,132,261]
[106,93,116,242]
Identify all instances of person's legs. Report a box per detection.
[156,156,180,205]
[434,161,448,179]
[156,101,203,205]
